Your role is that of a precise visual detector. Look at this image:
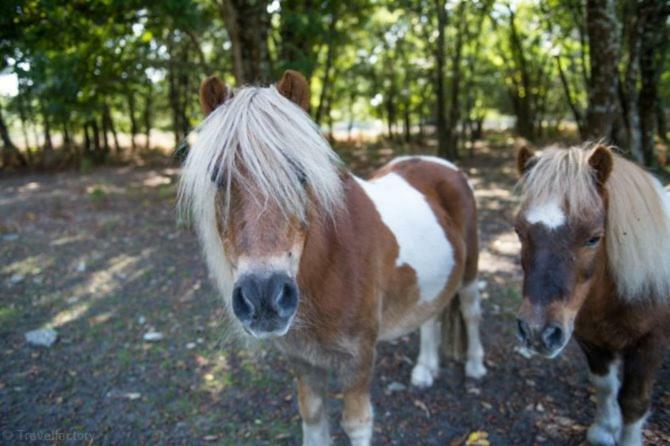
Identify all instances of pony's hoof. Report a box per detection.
[587,423,618,446]
[465,360,487,379]
[411,364,437,388]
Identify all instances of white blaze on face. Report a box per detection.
[525,199,566,229]
[355,173,454,302]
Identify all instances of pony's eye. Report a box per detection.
[585,235,601,247]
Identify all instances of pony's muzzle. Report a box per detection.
[232,272,299,337]
[516,318,566,358]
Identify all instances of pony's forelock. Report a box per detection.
[178,85,344,230]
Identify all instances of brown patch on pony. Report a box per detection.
[516,145,537,175]
[276,70,310,111]
[588,144,613,188]
[199,75,228,116]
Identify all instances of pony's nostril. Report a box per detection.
[273,280,298,317]
[542,324,564,350]
[232,285,255,322]
[517,319,531,344]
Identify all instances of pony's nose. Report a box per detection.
[232,273,298,324]
[541,324,564,351]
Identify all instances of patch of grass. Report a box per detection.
[157,184,176,200]
[0,306,19,325]
[88,186,107,201]
[116,348,134,367]
[499,286,522,303]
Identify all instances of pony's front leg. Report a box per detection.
[579,340,621,446]
[618,335,664,446]
[297,373,330,446]
[411,316,441,387]
[341,349,375,446]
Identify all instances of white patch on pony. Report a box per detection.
[411,317,441,388]
[587,360,622,446]
[342,413,373,446]
[389,155,459,171]
[355,173,455,302]
[303,419,331,446]
[620,413,648,446]
[525,199,566,229]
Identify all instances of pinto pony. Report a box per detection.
[179,70,486,445]
[515,144,670,446]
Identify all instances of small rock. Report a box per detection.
[25,328,58,347]
[138,315,146,325]
[143,332,164,342]
[9,273,24,285]
[536,402,545,412]
[107,390,142,400]
[66,296,79,304]
[477,280,487,291]
[386,382,406,393]
[2,233,19,241]
[196,337,204,344]
[76,260,87,273]
[186,342,196,350]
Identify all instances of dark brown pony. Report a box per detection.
[515,144,670,446]
[179,70,486,445]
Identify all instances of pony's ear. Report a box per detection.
[517,145,537,175]
[199,75,228,116]
[588,144,614,186]
[276,70,310,111]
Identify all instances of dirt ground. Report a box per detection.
[1,140,668,445]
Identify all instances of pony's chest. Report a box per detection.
[355,173,455,302]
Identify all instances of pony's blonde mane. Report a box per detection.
[179,85,343,227]
[520,144,670,302]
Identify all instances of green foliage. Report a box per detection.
[0,0,668,167]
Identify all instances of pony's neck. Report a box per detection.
[293,173,377,338]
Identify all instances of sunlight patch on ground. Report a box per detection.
[18,182,41,192]
[475,185,515,200]
[2,254,54,276]
[50,301,91,328]
[491,232,521,256]
[478,249,519,275]
[48,249,156,328]
[50,234,90,247]
[142,173,172,188]
[76,250,154,295]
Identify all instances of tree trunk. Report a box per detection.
[315,12,338,124]
[639,0,669,164]
[555,54,585,136]
[445,1,466,154]
[101,114,110,154]
[91,119,102,161]
[103,103,120,155]
[127,93,138,153]
[0,104,27,168]
[585,0,622,141]
[622,2,644,163]
[144,87,153,150]
[40,99,53,154]
[218,0,271,84]
[435,0,452,159]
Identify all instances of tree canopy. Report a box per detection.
[1,0,669,169]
